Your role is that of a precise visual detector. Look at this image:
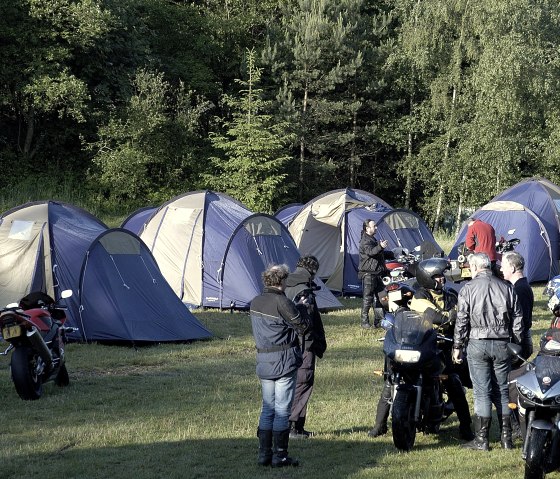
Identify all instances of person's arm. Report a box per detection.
[278,295,309,335]
[509,289,524,345]
[465,224,476,251]
[453,289,470,348]
[361,237,385,257]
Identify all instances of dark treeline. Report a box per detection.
[2,0,560,229]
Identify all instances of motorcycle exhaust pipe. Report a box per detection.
[26,328,53,370]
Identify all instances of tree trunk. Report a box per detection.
[349,95,358,188]
[299,82,308,202]
[23,105,35,158]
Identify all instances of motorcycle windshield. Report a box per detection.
[534,354,560,392]
[391,309,433,347]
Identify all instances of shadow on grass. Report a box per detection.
[3,437,393,479]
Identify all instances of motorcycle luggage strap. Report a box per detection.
[257,339,299,353]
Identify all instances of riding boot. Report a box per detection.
[462,415,490,451]
[361,293,373,329]
[272,430,299,467]
[257,428,273,466]
[290,417,313,439]
[368,382,391,437]
[501,416,514,449]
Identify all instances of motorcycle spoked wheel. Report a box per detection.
[525,428,550,479]
[54,363,70,387]
[10,346,43,400]
[392,388,417,451]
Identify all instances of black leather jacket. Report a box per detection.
[453,270,523,347]
[358,232,386,278]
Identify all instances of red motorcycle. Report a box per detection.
[0,290,76,400]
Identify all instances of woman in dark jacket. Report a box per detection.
[251,264,309,467]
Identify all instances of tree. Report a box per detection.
[205,49,293,213]
[89,69,212,205]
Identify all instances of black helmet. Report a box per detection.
[416,258,451,290]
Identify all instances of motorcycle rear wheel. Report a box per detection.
[392,388,417,451]
[525,428,549,479]
[11,346,43,400]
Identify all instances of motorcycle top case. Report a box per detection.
[383,309,439,368]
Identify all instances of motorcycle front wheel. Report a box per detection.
[392,388,417,451]
[525,428,550,479]
[11,346,43,400]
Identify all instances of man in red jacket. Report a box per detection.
[465,218,499,274]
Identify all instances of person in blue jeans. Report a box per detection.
[250,264,309,467]
[453,253,523,451]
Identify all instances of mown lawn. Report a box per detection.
[0,291,555,479]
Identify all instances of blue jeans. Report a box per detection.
[258,370,297,431]
[467,339,511,417]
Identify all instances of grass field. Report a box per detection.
[0,290,555,479]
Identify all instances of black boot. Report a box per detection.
[462,415,491,451]
[272,430,299,467]
[257,428,272,466]
[501,416,514,449]
[368,382,391,437]
[290,417,312,439]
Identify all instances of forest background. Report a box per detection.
[3,0,560,232]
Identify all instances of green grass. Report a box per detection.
[0,290,554,479]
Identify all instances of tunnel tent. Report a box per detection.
[274,203,303,228]
[287,188,392,293]
[449,200,556,283]
[77,228,212,342]
[0,201,108,328]
[139,190,342,311]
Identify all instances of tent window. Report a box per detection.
[8,220,35,241]
[244,218,281,236]
[385,214,420,230]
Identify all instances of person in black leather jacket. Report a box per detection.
[251,264,309,468]
[284,256,327,439]
[358,219,389,328]
[453,252,523,451]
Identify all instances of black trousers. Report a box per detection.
[361,273,384,324]
[289,350,316,422]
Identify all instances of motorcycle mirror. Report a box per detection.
[414,245,421,251]
[61,290,73,299]
[507,342,523,357]
[5,302,18,308]
[507,228,516,235]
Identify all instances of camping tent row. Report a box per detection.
[0,201,211,343]
[278,188,443,295]
[123,190,343,311]
[449,177,560,283]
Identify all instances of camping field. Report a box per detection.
[0,291,554,479]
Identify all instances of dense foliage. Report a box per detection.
[1,0,560,226]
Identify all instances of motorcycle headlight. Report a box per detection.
[394,349,421,363]
[518,385,535,400]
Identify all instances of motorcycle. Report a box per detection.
[451,234,520,281]
[383,247,420,286]
[508,340,560,479]
[0,290,77,400]
[383,307,446,451]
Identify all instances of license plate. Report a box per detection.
[388,290,402,301]
[461,268,471,278]
[2,325,22,339]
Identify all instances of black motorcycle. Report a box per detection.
[383,308,445,451]
[509,341,560,479]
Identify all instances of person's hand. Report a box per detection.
[380,240,389,248]
[452,348,463,364]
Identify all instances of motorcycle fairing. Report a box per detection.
[383,309,439,366]
[517,355,560,399]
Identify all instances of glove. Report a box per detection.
[452,347,463,364]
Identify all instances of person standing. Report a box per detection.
[453,253,523,451]
[358,219,388,329]
[465,218,499,274]
[251,264,309,467]
[501,251,533,359]
[284,256,327,439]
